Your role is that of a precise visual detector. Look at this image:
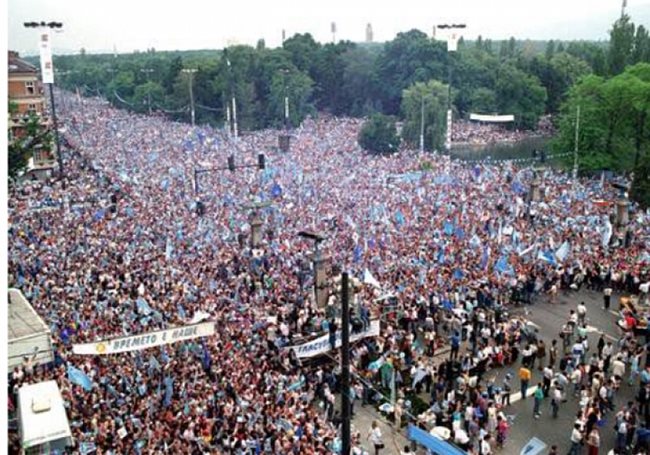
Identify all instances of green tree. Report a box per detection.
[631,25,650,64]
[163,56,183,93]
[375,29,447,114]
[625,63,650,167]
[545,40,556,60]
[133,81,165,113]
[469,87,497,113]
[554,65,650,171]
[358,113,399,154]
[608,14,636,75]
[631,152,650,208]
[268,68,314,128]
[341,46,382,116]
[400,80,449,151]
[282,33,320,74]
[495,64,547,129]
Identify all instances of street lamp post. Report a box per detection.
[280,68,290,130]
[573,104,580,182]
[140,68,154,115]
[279,68,291,152]
[437,23,466,152]
[340,271,351,455]
[24,21,64,184]
[182,68,197,126]
[298,232,330,308]
[224,53,238,139]
[420,95,425,153]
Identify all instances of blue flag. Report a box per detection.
[67,365,93,391]
[494,255,509,274]
[480,246,490,270]
[163,376,174,407]
[136,297,152,316]
[271,182,283,198]
[353,244,363,263]
[444,221,454,236]
[93,209,106,222]
[201,341,212,371]
[395,210,405,226]
[511,181,525,195]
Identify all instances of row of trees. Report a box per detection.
[53,15,648,136]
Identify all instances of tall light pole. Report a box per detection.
[437,23,466,152]
[182,68,197,126]
[223,51,238,139]
[278,68,292,152]
[340,271,351,455]
[140,68,154,115]
[420,95,425,153]
[24,21,64,183]
[280,68,290,130]
[573,104,580,182]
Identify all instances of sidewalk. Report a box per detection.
[344,396,420,454]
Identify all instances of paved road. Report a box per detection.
[503,289,632,455]
[349,289,635,454]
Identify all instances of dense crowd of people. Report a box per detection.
[7,91,650,454]
[451,117,553,146]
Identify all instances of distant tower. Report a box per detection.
[331,22,337,44]
[366,23,373,43]
[432,26,436,39]
[282,29,286,43]
[621,0,627,18]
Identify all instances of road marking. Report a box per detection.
[505,385,539,406]
[586,325,618,341]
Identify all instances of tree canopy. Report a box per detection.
[49,14,649,137]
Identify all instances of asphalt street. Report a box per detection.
[501,289,632,455]
[348,289,635,454]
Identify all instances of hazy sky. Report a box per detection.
[7,0,650,55]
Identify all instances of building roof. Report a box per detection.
[18,380,73,448]
[9,289,50,340]
[8,50,37,74]
[8,289,54,369]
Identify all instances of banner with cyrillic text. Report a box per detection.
[38,31,54,84]
[72,322,215,355]
[287,320,380,359]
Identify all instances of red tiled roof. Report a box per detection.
[8,50,37,74]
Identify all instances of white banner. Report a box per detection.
[469,113,515,123]
[287,320,380,359]
[38,31,54,84]
[72,322,215,355]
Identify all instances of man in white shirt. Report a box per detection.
[577,302,587,325]
[568,423,583,455]
[480,434,492,454]
[453,426,470,449]
[612,355,626,379]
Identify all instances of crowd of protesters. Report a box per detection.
[451,116,554,146]
[7,91,650,454]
